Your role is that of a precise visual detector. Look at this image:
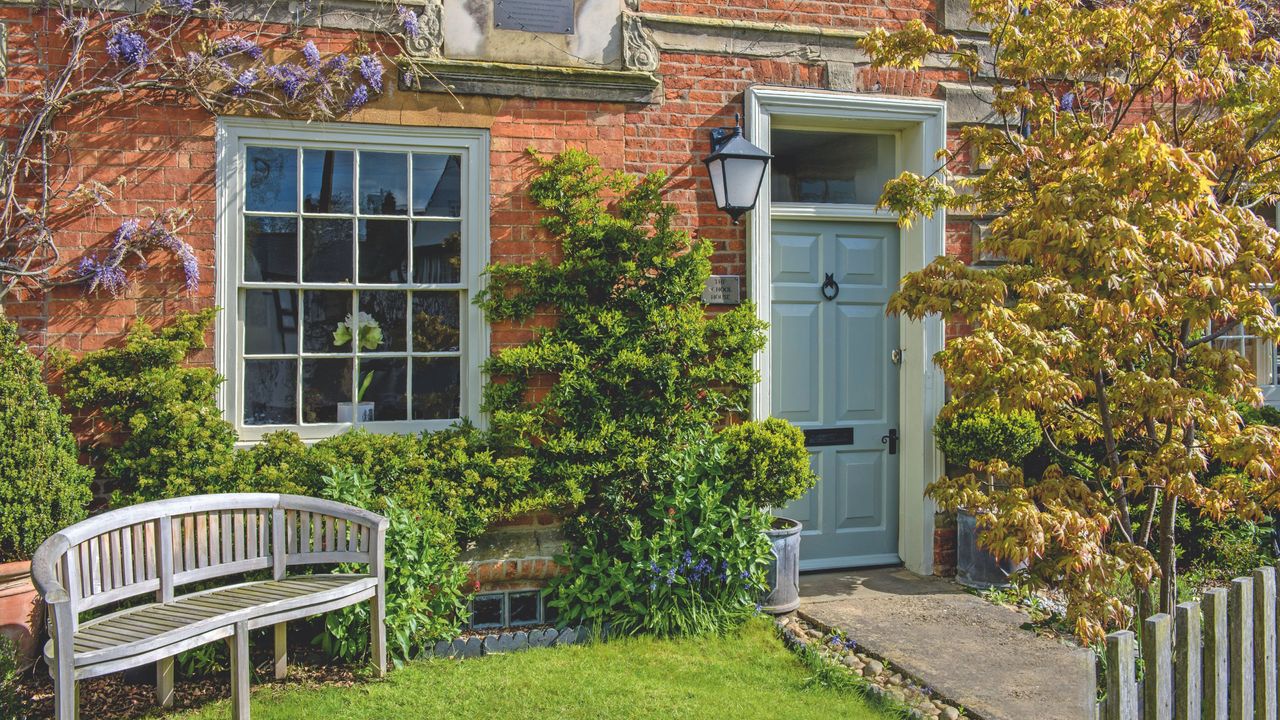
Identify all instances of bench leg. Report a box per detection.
[53,670,77,720]
[230,621,251,720]
[157,656,175,708]
[273,622,287,680]
[371,585,386,677]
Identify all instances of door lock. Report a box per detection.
[881,429,898,455]
[890,348,903,366]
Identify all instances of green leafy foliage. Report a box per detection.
[0,636,21,719]
[226,425,535,543]
[548,435,773,637]
[477,148,767,517]
[932,407,1042,468]
[316,468,470,666]
[718,418,818,509]
[55,309,238,505]
[0,318,93,561]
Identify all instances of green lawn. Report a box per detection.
[177,619,893,719]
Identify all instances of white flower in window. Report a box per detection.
[332,311,383,351]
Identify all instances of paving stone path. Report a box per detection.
[799,568,1095,720]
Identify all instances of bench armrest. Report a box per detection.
[31,534,72,605]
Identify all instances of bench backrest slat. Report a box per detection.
[33,494,384,617]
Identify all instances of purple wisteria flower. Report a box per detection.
[161,0,197,15]
[323,53,350,74]
[214,35,263,60]
[1060,91,1075,112]
[358,55,384,93]
[77,257,129,296]
[266,63,310,100]
[107,22,151,68]
[302,40,322,68]
[345,84,370,111]
[396,5,420,38]
[231,68,258,97]
[59,15,89,36]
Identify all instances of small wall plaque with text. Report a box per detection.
[494,0,576,34]
[702,275,742,305]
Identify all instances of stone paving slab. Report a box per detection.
[799,568,1095,720]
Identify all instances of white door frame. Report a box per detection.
[745,86,947,576]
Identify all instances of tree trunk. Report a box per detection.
[1157,494,1179,615]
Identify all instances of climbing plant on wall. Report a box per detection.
[0,0,434,305]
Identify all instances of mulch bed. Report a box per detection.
[12,646,370,719]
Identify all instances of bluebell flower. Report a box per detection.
[740,569,751,580]
[107,22,150,68]
[214,36,263,60]
[680,550,692,569]
[358,54,384,92]
[302,40,322,68]
[649,561,661,576]
[648,581,656,591]
[665,567,676,586]
[345,84,370,111]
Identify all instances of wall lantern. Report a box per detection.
[703,115,772,223]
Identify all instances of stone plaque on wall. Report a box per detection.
[702,275,742,305]
[494,0,576,34]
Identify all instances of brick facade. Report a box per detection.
[1,0,980,579]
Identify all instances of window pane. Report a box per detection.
[303,358,352,423]
[244,360,296,425]
[359,358,408,421]
[303,218,353,283]
[244,290,297,354]
[413,357,460,420]
[304,291,353,353]
[412,221,462,284]
[412,292,460,352]
[360,291,407,352]
[303,149,354,214]
[358,220,409,283]
[245,146,297,212]
[244,217,297,282]
[360,151,408,215]
[413,154,462,217]
[770,131,895,205]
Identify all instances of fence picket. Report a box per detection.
[1232,577,1256,720]
[1106,630,1139,720]
[1204,588,1230,720]
[1174,601,1201,720]
[1256,567,1278,720]
[1144,613,1174,720]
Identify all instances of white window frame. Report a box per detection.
[215,118,489,443]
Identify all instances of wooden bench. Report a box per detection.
[31,493,388,720]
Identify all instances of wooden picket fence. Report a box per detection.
[1098,566,1279,720]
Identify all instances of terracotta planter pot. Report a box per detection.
[0,559,44,669]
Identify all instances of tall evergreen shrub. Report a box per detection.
[477,149,767,518]
[0,318,93,560]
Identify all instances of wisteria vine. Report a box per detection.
[0,0,428,301]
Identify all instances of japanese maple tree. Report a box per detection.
[863,0,1280,641]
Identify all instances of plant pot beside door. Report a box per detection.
[761,517,802,614]
[955,509,1026,590]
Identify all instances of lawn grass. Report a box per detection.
[176,618,895,719]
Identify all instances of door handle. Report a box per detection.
[820,273,839,301]
[881,429,898,455]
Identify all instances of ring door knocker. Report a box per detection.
[820,273,840,301]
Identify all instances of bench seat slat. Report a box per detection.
[68,575,376,664]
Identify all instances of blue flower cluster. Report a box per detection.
[79,216,200,296]
[646,551,742,591]
[358,54,384,92]
[214,36,264,60]
[107,22,150,68]
[396,4,420,39]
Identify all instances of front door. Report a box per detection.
[770,220,901,569]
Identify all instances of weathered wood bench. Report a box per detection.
[31,493,388,720]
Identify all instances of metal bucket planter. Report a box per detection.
[956,508,1026,590]
[761,517,802,614]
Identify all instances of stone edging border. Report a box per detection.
[429,626,593,659]
[777,614,970,720]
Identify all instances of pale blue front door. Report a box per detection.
[770,220,901,569]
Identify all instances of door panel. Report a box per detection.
[772,220,901,569]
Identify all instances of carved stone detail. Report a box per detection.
[622,13,659,73]
[406,0,444,59]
